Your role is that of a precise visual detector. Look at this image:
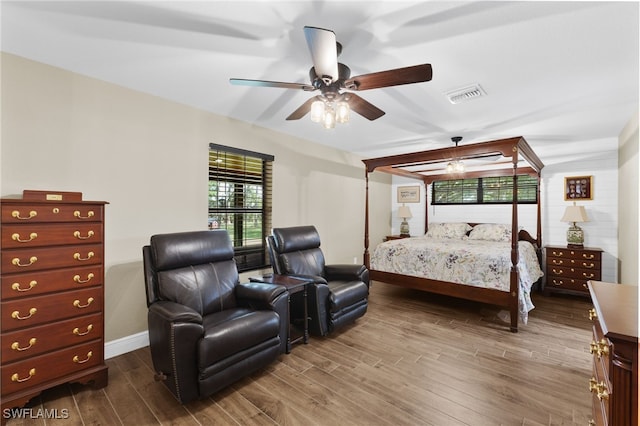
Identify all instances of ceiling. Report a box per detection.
[1,1,638,164]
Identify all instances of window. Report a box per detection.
[432,175,538,205]
[208,144,274,272]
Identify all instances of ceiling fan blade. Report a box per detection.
[346,94,385,121]
[286,96,319,120]
[304,26,339,83]
[344,64,433,91]
[230,78,315,91]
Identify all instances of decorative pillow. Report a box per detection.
[468,223,513,242]
[425,222,472,239]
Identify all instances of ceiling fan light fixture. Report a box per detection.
[336,101,350,123]
[322,105,336,129]
[310,100,325,123]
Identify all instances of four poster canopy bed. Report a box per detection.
[362,136,545,332]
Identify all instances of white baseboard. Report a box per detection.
[104,331,149,359]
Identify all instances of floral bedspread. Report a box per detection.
[370,237,544,324]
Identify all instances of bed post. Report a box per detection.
[536,173,542,248]
[424,181,429,234]
[509,146,519,332]
[364,170,370,268]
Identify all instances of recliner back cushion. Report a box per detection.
[151,230,239,315]
[279,248,325,277]
[272,226,326,276]
[157,260,238,315]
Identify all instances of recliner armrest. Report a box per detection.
[237,282,289,354]
[237,282,286,304]
[149,300,203,324]
[325,264,369,285]
[286,274,328,285]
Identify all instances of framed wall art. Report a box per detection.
[397,185,420,203]
[564,175,593,200]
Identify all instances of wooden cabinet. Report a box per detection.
[0,191,108,413]
[544,245,603,296]
[587,281,638,426]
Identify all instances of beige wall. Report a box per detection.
[0,53,391,342]
[618,111,639,285]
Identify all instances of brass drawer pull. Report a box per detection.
[73,210,95,220]
[583,263,595,269]
[11,232,38,243]
[11,210,37,220]
[73,273,94,284]
[73,297,94,308]
[552,279,563,286]
[73,230,95,240]
[73,351,93,364]
[11,368,36,383]
[551,259,564,265]
[588,308,597,320]
[73,251,94,261]
[582,273,595,279]
[12,256,37,267]
[11,308,37,320]
[12,280,37,292]
[582,253,595,260]
[73,324,94,336]
[551,269,563,275]
[551,250,564,256]
[11,338,37,351]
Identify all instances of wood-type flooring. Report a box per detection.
[4,281,594,425]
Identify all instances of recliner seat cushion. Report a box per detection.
[328,280,369,311]
[198,309,280,368]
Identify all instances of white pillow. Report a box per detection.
[425,222,472,239]
[468,223,513,242]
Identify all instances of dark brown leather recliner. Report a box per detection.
[267,226,369,336]
[142,230,288,404]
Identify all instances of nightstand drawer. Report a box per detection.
[548,265,600,281]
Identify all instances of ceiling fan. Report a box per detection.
[230,26,433,126]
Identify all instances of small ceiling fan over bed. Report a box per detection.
[230,26,433,128]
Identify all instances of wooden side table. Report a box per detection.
[544,245,603,296]
[250,274,309,353]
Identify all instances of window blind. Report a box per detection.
[208,144,274,271]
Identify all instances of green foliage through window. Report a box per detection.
[209,144,274,271]
[432,175,538,205]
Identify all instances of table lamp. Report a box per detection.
[560,202,589,247]
[398,205,412,237]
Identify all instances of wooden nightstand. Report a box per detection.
[544,245,603,296]
[384,235,410,241]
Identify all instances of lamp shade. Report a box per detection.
[398,205,412,219]
[560,203,589,223]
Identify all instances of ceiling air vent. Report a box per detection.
[445,84,486,104]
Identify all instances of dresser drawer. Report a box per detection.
[547,247,601,261]
[1,313,102,363]
[1,204,103,224]
[547,277,589,292]
[1,340,102,396]
[1,223,103,249]
[1,287,102,332]
[546,256,600,270]
[548,265,600,281]
[1,244,102,273]
[0,265,102,300]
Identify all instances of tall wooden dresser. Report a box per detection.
[587,281,638,426]
[1,190,108,413]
